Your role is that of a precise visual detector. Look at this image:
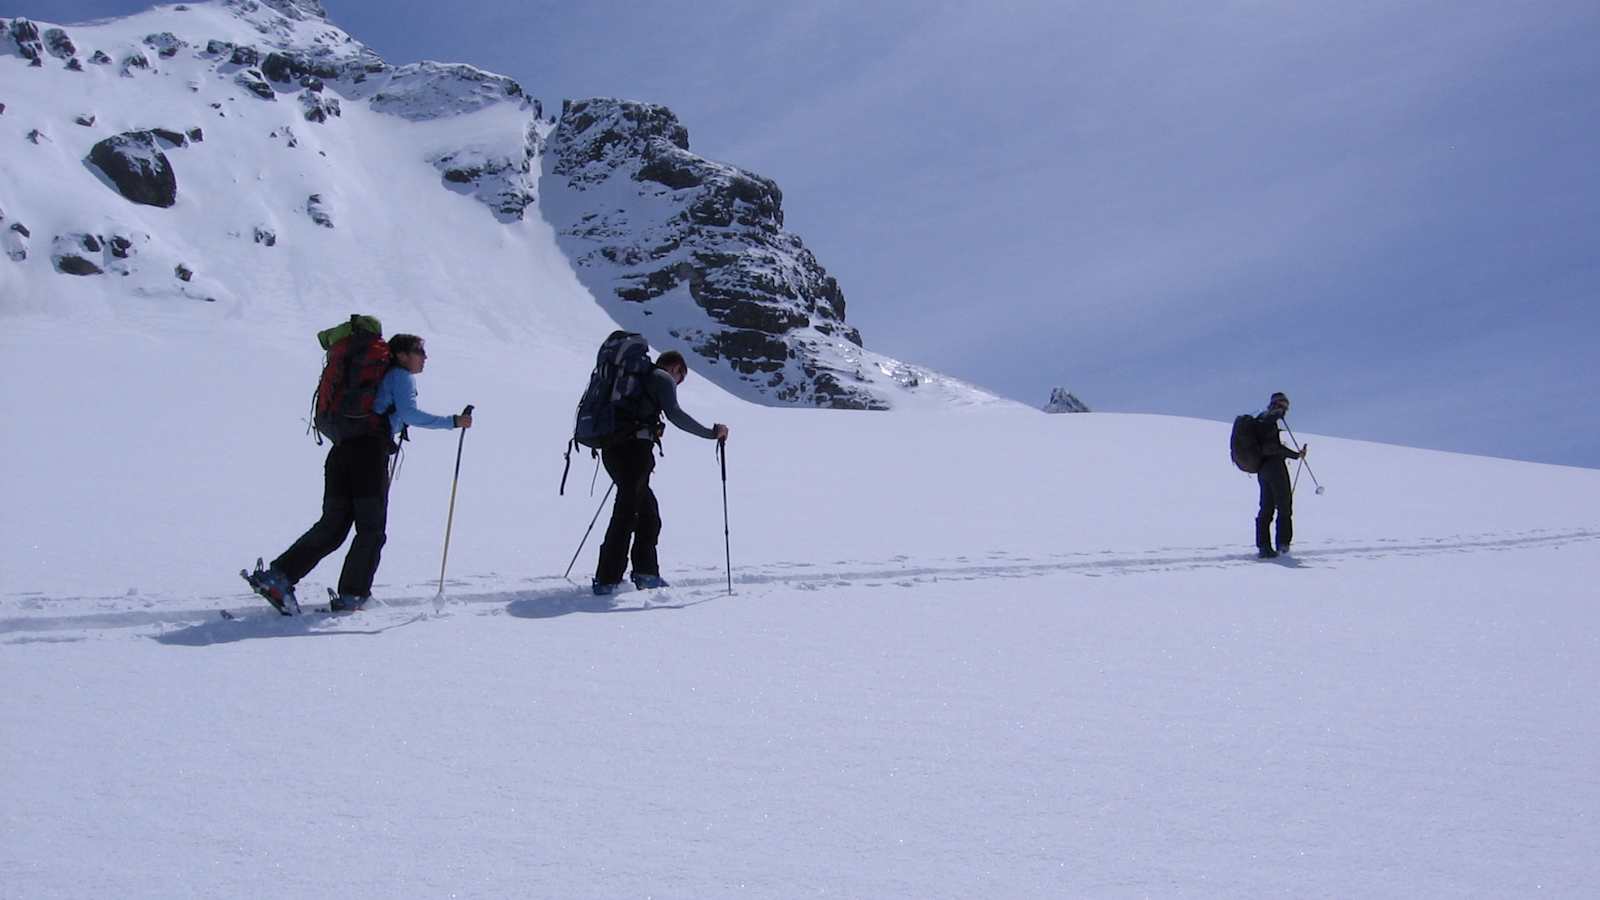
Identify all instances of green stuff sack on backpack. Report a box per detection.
[313,314,391,444]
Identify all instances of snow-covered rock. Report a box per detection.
[86,132,179,208]
[543,98,996,409]
[1043,388,1091,414]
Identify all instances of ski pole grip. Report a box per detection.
[462,404,475,416]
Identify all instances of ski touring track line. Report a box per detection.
[2,527,1596,645]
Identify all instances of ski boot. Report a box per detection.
[631,573,670,590]
[326,588,369,613]
[241,558,300,615]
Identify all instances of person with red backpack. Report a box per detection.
[246,330,471,613]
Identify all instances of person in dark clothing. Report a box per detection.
[593,350,729,595]
[250,334,472,612]
[1254,391,1306,559]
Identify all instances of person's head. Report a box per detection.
[390,333,427,373]
[656,350,688,385]
[1268,391,1290,417]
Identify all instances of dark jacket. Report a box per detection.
[1254,411,1302,463]
[632,367,717,441]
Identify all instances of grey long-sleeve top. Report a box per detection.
[638,367,717,440]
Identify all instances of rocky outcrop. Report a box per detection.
[51,233,104,275]
[1043,388,1091,414]
[430,124,541,222]
[545,98,888,409]
[1,208,30,261]
[235,68,275,100]
[43,27,75,59]
[86,132,178,208]
[306,194,333,228]
[7,18,43,62]
[299,88,340,123]
[143,32,187,59]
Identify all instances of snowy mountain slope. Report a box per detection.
[0,0,998,410]
[5,3,1600,897]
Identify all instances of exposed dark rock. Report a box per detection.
[65,57,82,71]
[108,235,132,258]
[143,32,186,59]
[637,155,704,191]
[122,52,150,75]
[187,127,204,143]
[11,222,30,238]
[693,330,791,375]
[25,129,46,144]
[299,89,340,123]
[43,27,75,58]
[9,18,42,62]
[235,69,275,100]
[52,234,104,275]
[261,50,340,85]
[300,75,323,93]
[0,103,5,115]
[55,255,101,275]
[229,45,260,67]
[175,263,193,281]
[75,114,96,127]
[87,131,178,207]
[90,50,111,65]
[306,194,333,228]
[151,128,188,148]
[253,226,277,246]
[205,39,233,56]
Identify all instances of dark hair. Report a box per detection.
[656,350,687,371]
[390,333,424,355]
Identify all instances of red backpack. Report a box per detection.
[313,315,392,444]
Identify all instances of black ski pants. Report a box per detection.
[1256,458,1293,552]
[273,434,390,597]
[595,439,661,584]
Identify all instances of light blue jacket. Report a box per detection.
[375,367,456,436]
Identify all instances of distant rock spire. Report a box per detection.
[1043,388,1090,414]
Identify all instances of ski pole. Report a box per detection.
[563,481,615,581]
[1282,420,1325,495]
[1292,456,1304,498]
[718,438,731,595]
[437,404,475,597]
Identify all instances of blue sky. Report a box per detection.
[21,0,1600,467]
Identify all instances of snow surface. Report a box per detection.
[5,3,1600,898]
